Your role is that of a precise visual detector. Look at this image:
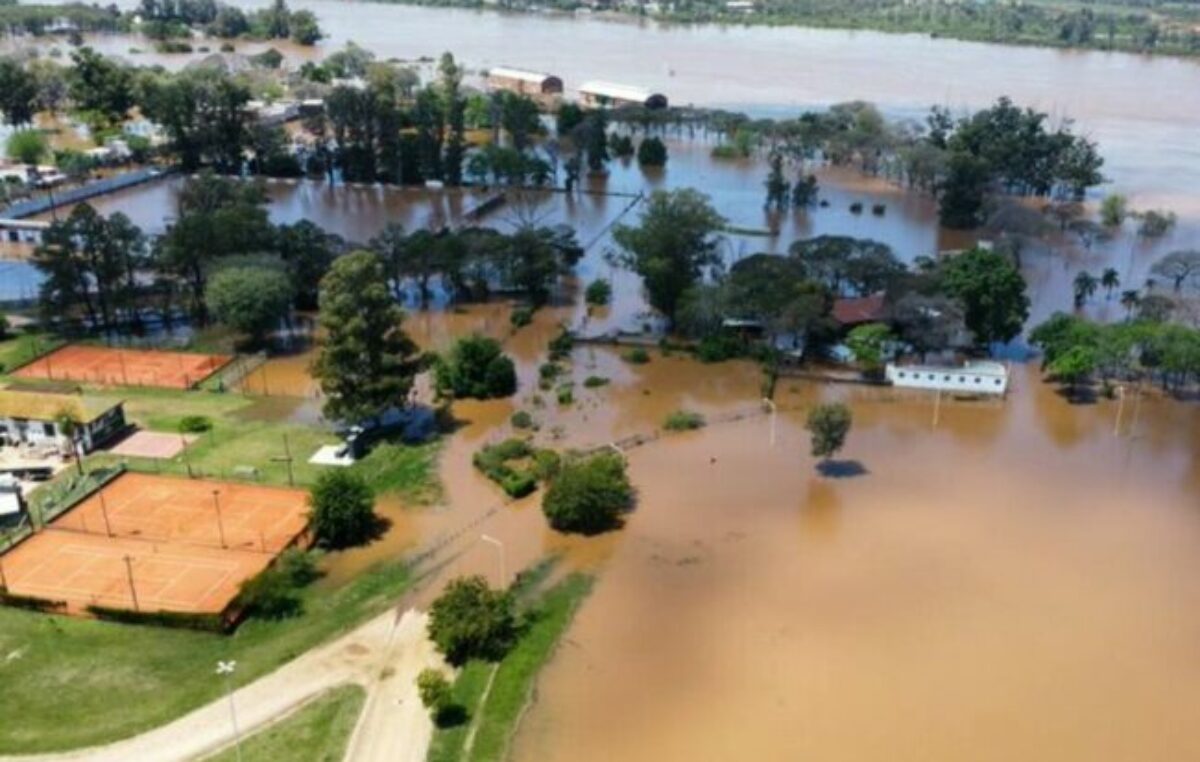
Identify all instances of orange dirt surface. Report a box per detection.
[0,473,310,615]
[13,345,231,390]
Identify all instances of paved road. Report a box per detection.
[2,608,444,762]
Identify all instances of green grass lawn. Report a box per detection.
[0,331,63,373]
[426,573,594,762]
[74,387,441,501]
[204,684,366,762]
[0,559,411,753]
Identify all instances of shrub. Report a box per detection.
[308,470,376,548]
[556,384,574,405]
[548,329,574,362]
[585,279,611,307]
[663,410,705,431]
[427,576,517,665]
[178,415,212,434]
[695,334,743,363]
[542,453,632,535]
[637,136,668,167]
[417,668,464,726]
[436,335,518,399]
[539,362,561,381]
[236,564,302,619]
[510,306,534,328]
[511,410,534,429]
[473,438,558,498]
[623,347,650,364]
[583,375,609,388]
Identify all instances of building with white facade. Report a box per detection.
[0,391,126,453]
[886,361,1009,396]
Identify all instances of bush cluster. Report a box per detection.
[542,453,633,535]
[473,438,561,498]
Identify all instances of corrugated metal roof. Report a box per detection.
[0,390,121,424]
[488,67,557,85]
[579,80,657,103]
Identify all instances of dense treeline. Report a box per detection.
[381,0,1200,58]
[0,0,321,44]
[613,188,1031,362]
[1031,313,1200,396]
[608,98,1104,228]
[30,173,583,340]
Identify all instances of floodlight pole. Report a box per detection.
[212,490,228,549]
[123,555,139,610]
[216,661,243,762]
[98,489,114,537]
[480,534,506,588]
[932,388,942,428]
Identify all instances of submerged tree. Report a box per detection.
[805,403,853,462]
[612,189,725,326]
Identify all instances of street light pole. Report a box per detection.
[212,490,228,549]
[762,397,776,448]
[216,660,243,762]
[481,534,506,588]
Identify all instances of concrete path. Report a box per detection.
[2,608,442,762]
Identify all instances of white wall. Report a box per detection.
[886,363,1008,396]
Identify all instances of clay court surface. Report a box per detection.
[13,345,230,389]
[1,473,309,614]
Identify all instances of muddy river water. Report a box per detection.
[8,6,1200,758]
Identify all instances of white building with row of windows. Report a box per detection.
[885,361,1009,396]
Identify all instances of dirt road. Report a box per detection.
[1,608,443,762]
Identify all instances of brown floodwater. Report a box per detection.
[22,0,1200,213]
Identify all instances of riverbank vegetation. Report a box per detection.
[426,571,594,762]
[376,0,1200,59]
[1030,312,1200,398]
[541,452,632,534]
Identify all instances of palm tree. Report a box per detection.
[1119,289,1140,318]
[1100,268,1120,299]
[1073,271,1098,309]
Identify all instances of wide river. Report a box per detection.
[7,7,1200,760]
[18,0,1200,213]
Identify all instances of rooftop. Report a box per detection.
[0,390,121,425]
[578,80,657,102]
[487,66,559,84]
[832,293,886,326]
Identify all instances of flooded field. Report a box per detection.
[46,133,1198,331]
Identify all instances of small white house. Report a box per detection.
[886,361,1009,396]
[0,391,127,454]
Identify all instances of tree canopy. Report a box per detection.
[613,189,725,325]
[542,453,633,535]
[313,251,421,424]
[427,576,517,666]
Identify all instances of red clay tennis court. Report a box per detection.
[0,473,309,615]
[13,345,230,390]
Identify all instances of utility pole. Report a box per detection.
[216,661,243,762]
[481,534,507,588]
[123,555,139,610]
[212,490,228,549]
[98,489,114,537]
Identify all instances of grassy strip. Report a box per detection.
[204,684,366,762]
[427,573,594,762]
[0,559,411,753]
[0,332,63,373]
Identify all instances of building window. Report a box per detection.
[995,379,1002,385]
[898,371,906,378]
[43,423,55,436]
[958,376,965,382]
[974,377,981,384]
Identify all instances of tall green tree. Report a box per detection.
[427,576,516,665]
[805,402,853,462]
[308,469,376,548]
[206,263,293,346]
[69,47,134,131]
[0,57,38,126]
[937,247,1030,347]
[313,251,421,423]
[613,189,725,325]
[154,173,275,321]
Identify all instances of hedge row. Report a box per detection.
[85,604,229,632]
[472,439,560,499]
[0,590,67,612]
